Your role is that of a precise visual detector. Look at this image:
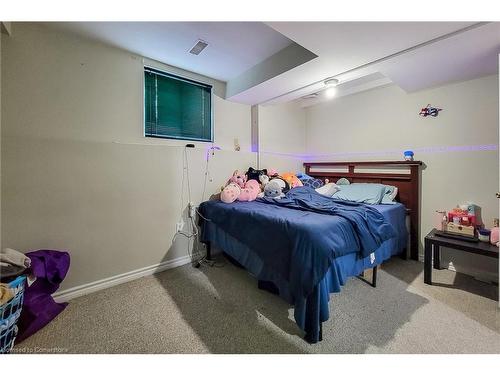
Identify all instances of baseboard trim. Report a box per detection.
[418,253,497,283]
[53,255,192,303]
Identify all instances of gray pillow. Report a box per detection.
[332,183,386,204]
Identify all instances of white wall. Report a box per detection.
[1,23,256,290]
[305,76,499,281]
[258,102,306,173]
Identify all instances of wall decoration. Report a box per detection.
[419,104,442,117]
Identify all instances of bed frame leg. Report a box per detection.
[371,266,377,288]
[357,266,377,288]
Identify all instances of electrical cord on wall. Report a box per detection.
[176,144,223,268]
[195,144,226,268]
[201,144,220,202]
[201,152,210,203]
[175,145,200,263]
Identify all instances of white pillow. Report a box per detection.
[389,187,398,201]
[381,185,399,204]
[315,183,339,197]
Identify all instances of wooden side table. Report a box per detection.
[424,228,499,285]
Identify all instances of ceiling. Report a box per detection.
[377,22,500,92]
[47,22,295,81]
[261,22,500,107]
[46,22,500,106]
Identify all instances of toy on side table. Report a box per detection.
[490,218,499,246]
[445,210,475,237]
[446,205,478,234]
[477,228,491,243]
[436,203,496,243]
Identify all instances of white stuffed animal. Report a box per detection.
[264,179,286,199]
[259,174,270,186]
[257,174,270,198]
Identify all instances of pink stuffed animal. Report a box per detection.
[267,168,278,177]
[228,170,246,188]
[220,183,241,204]
[220,170,260,203]
[238,179,260,201]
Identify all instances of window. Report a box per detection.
[144,67,213,142]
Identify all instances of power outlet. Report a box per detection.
[176,221,184,232]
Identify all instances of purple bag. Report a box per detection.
[16,250,70,343]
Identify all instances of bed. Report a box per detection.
[199,161,422,343]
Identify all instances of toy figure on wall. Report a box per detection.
[419,104,442,117]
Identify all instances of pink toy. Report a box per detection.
[220,183,241,204]
[267,168,278,177]
[491,226,499,245]
[238,179,260,201]
[490,219,500,245]
[220,171,260,203]
[228,170,246,188]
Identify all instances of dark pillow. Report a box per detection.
[301,178,324,189]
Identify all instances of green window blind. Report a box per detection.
[144,67,213,142]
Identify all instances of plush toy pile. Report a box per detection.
[220,170,260,203]
[220,167,308,203]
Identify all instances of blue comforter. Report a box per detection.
[199,187,395,303]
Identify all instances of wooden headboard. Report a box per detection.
[304,161,422,260]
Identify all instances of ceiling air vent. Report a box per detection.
[189,40,209,55]
[302,93,319,100]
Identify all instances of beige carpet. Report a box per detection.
[14,257,500,354]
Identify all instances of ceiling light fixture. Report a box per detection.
[323,77,339,99]
[324,78,339,87]
[324,87,337,99]
[323,78,339,99]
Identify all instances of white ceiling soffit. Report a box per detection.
[229,22,480,105]
[45,22,294,82]
[226,42,317,98]
[378,22,500,92]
